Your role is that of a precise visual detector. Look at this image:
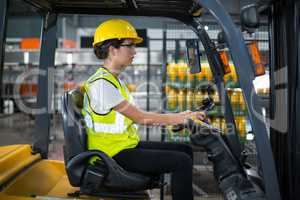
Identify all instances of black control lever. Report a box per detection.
[197,96,215,112]
[172,97,215,132]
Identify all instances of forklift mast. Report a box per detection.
[270,0,300,199]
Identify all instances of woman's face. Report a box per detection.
[110,39,137,67]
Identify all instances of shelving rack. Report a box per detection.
[159,22,270,145]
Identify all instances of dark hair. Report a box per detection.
[93,39,124,59]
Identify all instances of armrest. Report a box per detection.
[67,150,159,191]
[66,151,109,187]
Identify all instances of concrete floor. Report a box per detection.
[0,112,224,200]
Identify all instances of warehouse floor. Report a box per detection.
[0,113,223,199]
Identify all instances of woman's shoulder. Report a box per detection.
[90,78,119,90]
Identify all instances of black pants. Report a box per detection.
[113,141,194,200]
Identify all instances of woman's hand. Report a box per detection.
[188,111,206,121]
[174,110,206,125]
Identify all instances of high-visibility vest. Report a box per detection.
[82,67,140,159]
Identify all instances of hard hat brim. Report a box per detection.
[93,36,143,47]
[133,36,143,44]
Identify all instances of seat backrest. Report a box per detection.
[61,89,161,191]
[61,88,87,161]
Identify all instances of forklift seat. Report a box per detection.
[61,88,161,198]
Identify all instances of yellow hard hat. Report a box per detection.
[93,19,143,46]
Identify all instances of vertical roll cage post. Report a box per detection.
[32,12,57,158]
[190,0,281,200]
[0,0,8,114]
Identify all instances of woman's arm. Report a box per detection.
[114,100,205,126]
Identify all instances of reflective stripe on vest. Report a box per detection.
[84,110,126,134]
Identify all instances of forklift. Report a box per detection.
[0,0,299,199]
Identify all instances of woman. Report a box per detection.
[82,19,205,200]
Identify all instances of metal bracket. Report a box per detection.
[44,12,57,31]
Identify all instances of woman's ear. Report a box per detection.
[106,46,113,59]
[108,45,117,57]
